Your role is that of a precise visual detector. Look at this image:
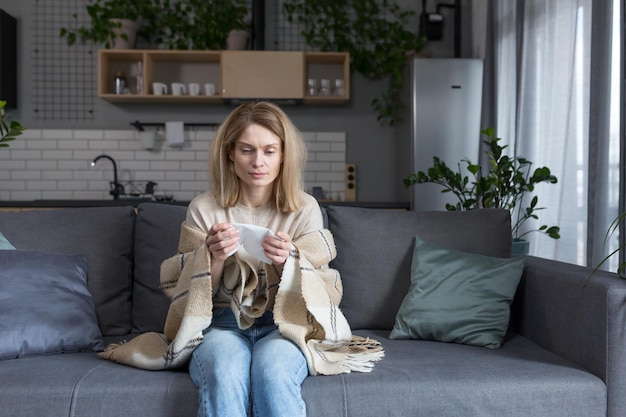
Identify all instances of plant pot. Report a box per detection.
[511,239,530,257]
[226,29,248,50]
[110,19,139,49]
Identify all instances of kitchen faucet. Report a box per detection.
[90,154,124,200]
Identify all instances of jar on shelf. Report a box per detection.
[319,78,331,96]
[114,71,127,95]
[133,62,143,95]
[334,79,345,96]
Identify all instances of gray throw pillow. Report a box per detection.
[390,236,524,349]
[0,250,104,360]
[0,207,135,336]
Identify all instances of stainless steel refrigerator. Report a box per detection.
[396,58,484,211]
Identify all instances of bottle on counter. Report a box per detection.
[114,71,127,95]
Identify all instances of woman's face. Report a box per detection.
[229,123,283,195]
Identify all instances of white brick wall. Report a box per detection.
[0,128,347,202]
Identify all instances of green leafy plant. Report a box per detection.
[151,0,248,50]
[0,101,26,149]
[403,128,561,241]
[60,0,248,50]
[60,0,157,48]
[283,0,426,125]
[587,213,626,281]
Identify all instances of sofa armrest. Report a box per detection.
[514,256,626,417]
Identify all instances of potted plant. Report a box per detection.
[152,0,249,50]
[587,213,626,281]
[60,0,158,48]
[222,0,250,50]
[0,101,25,149]
[403,128,560,252]
[283,0,426,125]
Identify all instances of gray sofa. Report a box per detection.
[0,203,624,417]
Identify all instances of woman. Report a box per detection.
[99,101,382,417]
[185,101,320,417]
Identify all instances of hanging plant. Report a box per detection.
[283,0,426,125]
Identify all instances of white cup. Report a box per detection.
[204,83,216,96]
[189,83,201,96]
[171,82,186,96]
[307,78,317,96]
[152,82,167,95]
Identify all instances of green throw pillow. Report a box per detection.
[390,236,524,349]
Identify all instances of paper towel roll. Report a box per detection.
[165,121,185,148]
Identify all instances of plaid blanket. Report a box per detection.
[99,223,384,374]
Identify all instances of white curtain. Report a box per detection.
[473,0,621,268]
[587,0,623,270]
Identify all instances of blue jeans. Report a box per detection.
[189,308,308,417]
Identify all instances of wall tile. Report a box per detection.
[89,140,120,150]
[11,191,43,200]
[73,130,105,140]
[12,171,41,180]
[315,132,346,142]
[43,150,72,160]
[26,139,57,150]
[26,160,56,170]
[20,129,43,140]
[41,191,73,200]
[43,130,73,140]
[0,180,26,190]
[11,150,41,160]
[0,160,26,169]
[0,128,346,202]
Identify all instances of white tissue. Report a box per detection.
[165,121,185,148]
[227,223,277,264]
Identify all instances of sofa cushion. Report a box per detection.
[0,207,136,336]
[303,329,606,417]
[326,206,511,330]
[0,351,197,417]
[0,250,104,360]
[132,203,188,333]
[390,236,524,348]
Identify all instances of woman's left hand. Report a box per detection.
[262,231,291,266]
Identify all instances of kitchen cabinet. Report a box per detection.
[98,50,350,104]
[221,51,304,99]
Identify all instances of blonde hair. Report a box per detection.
[209,101,307,212]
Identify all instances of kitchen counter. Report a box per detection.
[0,200,410,210]
[0,200,185,209]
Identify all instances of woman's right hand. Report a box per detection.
[206,223,239,261]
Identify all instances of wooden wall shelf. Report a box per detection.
[98,50,350,105]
